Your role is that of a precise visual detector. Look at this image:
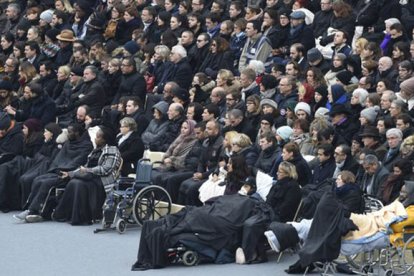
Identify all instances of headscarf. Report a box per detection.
[182,119,196,137]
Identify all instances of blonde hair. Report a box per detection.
[279,161,298,180]
[232,133,252,148]
[58,65,71,77]
[225,131,238,147]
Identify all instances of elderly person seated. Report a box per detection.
[117,117,144,176]
[360,154,390,198]
[383,128,403,171]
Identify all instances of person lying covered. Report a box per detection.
[51,126,121,225]
[13,123,93,222]
[131,191,263,271]
[265,180,414,274]
[265,171,363,255]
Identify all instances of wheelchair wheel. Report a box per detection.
[182,250,199,266]
[132,185,172,226]
[401,236,414,274]
[116,219,127,234]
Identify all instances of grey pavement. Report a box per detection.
[0,211,368,276]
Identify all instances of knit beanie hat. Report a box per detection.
[260,99,278,110]
[261,113,274,126]
[315,86,328,98]
[23,118,42,133]
[360,106,380,123]
[330,84,346,102]
[45,123,62,139]
[294,102,311,116]
[45,28,60,41]
[40,9,54,24]
[276,126,293,142]
[336,70,353,85]
[400,77,414,93]
[123,40,140,55]
[307,48,323,63]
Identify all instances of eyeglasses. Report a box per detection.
[334,151,344,156]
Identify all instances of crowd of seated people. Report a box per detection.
[0,0,414,272]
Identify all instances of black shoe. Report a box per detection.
[1,208,10,213]
[285,260,315,274]
[131,262,153,271]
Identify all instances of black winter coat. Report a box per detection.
[311,157,336,185]
[170,58,193,90]
[334,117,359,146]
[115,18,141,45]
[112,71,147,104]
[0,121,24,155]
[158,115,186,152]
[15,95,56,126]
[117,131,145,176]
[266,177,301,223]
[254,144,279,174]
[312,9,334,38]
[298,191,358,267]
[72,79,105,118]
[287,24,315,52]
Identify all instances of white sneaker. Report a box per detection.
[264,230,280,253]
[235,247,246,264]
[13,210,30,221]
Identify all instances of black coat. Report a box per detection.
[15,95,56,126]
[290,154,313,187]
[54,44,73,67]
[38,73,58,98]
[72,79,105,118]
[298,191,358,267]
[334,117,359,146]
[117,131,144,176]
[158,115,186,152]
[170,57,193,90]
[0,121,24,156]
[115,18,141,45]
[254,144,279,175]
[198,51,235,78]
[287,24,315,52]
[112,71,147,104]
[266,177,302,223]
[132,194,258,269]
[128,109,149,137]
[312,9,334,38]
[312,157,336,185]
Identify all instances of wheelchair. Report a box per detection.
[94,158,172,234]
[338,196,414,276]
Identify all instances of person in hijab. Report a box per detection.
[152,120,197,185]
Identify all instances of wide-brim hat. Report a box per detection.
[359,126,381,139]
[56,30,75,42]
[328,104,350,116]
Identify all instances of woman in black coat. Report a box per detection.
[198,37,234,79]
[117,117,144,176]
[334,170,364,214]
[115,7,141,45]
[237,161,301,264]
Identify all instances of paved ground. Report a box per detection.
[0,211,301,276]
[0,211,384,276]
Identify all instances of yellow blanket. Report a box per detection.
[343,200,407,241]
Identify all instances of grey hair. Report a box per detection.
[120,117,137,131]
[352,88,369,106]
[171,45,187,58]
[363,154,379,165]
